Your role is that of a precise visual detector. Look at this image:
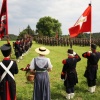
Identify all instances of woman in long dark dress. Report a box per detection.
[29,46,53,100]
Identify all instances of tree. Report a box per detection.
[36,16,62,37]
[19,25,34,38]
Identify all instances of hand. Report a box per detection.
[88,51,92,53]
[73,52,76,56]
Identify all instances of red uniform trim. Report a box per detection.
[74,55,78,58]
[92,50,96,53]
[87,52,90,56]
[61,72,65,75]
[6,81,11,100]
[3,57,10,60]
[68,56,74,58]
[83,53,87,57]
[62,59,67,64]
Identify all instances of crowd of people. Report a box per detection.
[13,36,33,62]
[35,36,100,48]
[61,43,100,99]
[0,38,100,100]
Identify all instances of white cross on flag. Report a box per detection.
[69,4,91,38]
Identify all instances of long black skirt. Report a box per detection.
[33,72,50,100]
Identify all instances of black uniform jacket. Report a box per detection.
[61,54,81,87]
[0,58,18,100]
[82,51,100,80]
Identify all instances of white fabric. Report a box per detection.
[0,61,14,82]
[30,56,53,70]
[73,52,76,55]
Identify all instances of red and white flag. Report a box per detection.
[69,4,91,38]
[0,0,8,40]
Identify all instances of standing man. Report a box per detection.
[14,39,21,62]
[82,43,100,93]
[0,43,18,100]
[61,49,81,99]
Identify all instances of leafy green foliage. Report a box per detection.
[1,34,18,41]
[36,16,62,37]
[19,25,35,38]
[77,32,100,38]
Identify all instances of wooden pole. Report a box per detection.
[90,0,92,48]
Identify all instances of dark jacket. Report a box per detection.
[61,54,81,87]
[0,59,18,100]
[82,51,100,80]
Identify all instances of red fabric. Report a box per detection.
[62,59,67,64]
[74,55,78,58]
[55,32,58,39]
[87,52,91,56]
[68,56,74,58]
[92,50,96,53]
[6,81,11,100]
[69,4,91,38]
[0,0,8,39]
[61,72,65,75]
[83,53,87,58]
[20,64,30,71]
[15,41,19,44]
[3,57,10,60]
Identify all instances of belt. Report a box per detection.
[36,70,47,72]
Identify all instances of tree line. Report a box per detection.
[1,16,100,40]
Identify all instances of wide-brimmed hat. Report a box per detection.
[0,44,11,57]
[35,46,50,55]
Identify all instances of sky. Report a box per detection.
[0,0,100,36]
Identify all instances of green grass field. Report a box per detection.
[0,41,100,100]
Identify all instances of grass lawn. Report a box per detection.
[0,41,100,100]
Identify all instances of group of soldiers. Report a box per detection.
[34,36,100,48]
[13,36,33,62]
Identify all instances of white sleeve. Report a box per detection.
[47,58,53,69]
[29,58,35,70]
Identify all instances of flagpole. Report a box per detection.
[89,2,92,48]
[6,0,8,35]
[6,0,9,43]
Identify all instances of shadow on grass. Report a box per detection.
[75,80,87,93]
[17,96,32,100]
[51,82,67,100]
[96,76,100,86]
[51,92,66,100]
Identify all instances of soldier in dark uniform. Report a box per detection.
[14,39,21,62]
[69,38,73,48]
[61,49,81,99]
[82,43,100,93]
[0,43,18,100]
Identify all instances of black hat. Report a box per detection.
[67,49,73,54]
[0,44,11,57]
[91,43,97,50]
[16,38,19,41]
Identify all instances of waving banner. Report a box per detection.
[0,0,8,40]
[69,4,91,38]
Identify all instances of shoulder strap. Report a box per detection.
[0,61,14,82]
